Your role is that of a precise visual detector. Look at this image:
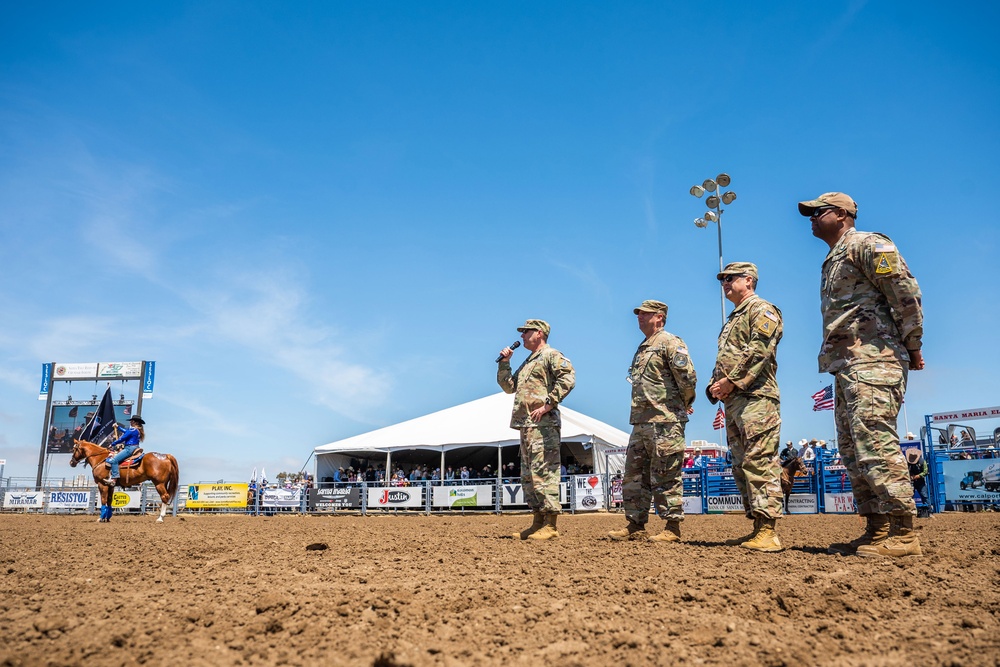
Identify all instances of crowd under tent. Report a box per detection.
[313,393,629,484]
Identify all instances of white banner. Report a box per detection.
[53,363,98,379]
[432,485,492,508]
[3,490,44,509]
[499,482,569,506]
[706,494,744,513]
[262,487,302,508]
[942,460,1000,503]
[367,486,423,508]
[786,494,818,514]
[48,490,92,509]
[824,492,857,513]
[97,361,144,379]
[931,405,1000,422]
[682,496,703,514]
[572,474,604,510]
[110,490,145,509]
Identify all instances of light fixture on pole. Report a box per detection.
[689,172,738,324]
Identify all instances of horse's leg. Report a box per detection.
[154,480,169,522]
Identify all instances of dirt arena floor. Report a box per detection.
[1,511,998,667]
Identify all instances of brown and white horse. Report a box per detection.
[70,439,179,522]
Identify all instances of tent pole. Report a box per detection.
[440,450,445,484]
[386,451,391,485]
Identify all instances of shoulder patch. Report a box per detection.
[874,243,896,253]
[875,252,896,275]
[763,310,778,322]
[676,347,688,355]
[672,353,688,368]
[756,318,775,336]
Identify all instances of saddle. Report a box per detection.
[106,448,145,469]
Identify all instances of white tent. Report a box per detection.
[313,393,629,482]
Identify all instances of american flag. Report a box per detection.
[712,407,725,430]
[812,385,834,411]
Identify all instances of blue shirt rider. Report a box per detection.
[105,415,145,485]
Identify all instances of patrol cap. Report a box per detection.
[716,261,758,281]
[633,299,668,315]
[798,192,858,217]
[516,319,550,335]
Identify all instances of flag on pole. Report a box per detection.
[812,385,835,411]
[712,407,725,430]
[251,467,257,483]
[78,387,118,445]
[261,466,268,488]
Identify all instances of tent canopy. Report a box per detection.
[313,393,629,479]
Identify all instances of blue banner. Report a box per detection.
[142,361,156,398]
[39,363,52,400]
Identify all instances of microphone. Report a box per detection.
[496,341,521,363]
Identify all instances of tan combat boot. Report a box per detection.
[648,520,681,542]
[527,513,559,540]
[856,514,922,557]
[740,518,783,552]
[514,512,545,540]
[827,514,890,555]
[724,517,761,546]
[608,520,647,541]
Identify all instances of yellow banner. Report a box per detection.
[185,483,248,508]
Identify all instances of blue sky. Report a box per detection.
[1,1,998,484]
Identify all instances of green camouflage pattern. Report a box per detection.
[709,294,783,401]
[497,345,576,428]
[621,422,686,524]
[834,362,916,516]
[519,424,562,514]
[725,394,784,519]
[819,229,923,374]
[629,329,697,424]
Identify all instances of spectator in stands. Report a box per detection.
[683,452,695,469]
[692,450,704,468]
[460,466,470,483]
[445,466,455,484]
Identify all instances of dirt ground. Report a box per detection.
[0,512,998,667]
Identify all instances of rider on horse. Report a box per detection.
[105,415,145,486]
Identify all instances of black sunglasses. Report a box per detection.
[810,206,837,219]
[720,274,745,284]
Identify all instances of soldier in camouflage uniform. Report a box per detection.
[497,319,576,541]
[708,262,785,552]
[608,300,697,543]
[799,192,925,558]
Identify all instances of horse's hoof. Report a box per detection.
[156,518,164,523]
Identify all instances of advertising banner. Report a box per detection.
[48,490,92,509]
[111,490,144,509]
[931,405,1000,422]
[500,482,569,506]
[786,494,818,514]
[261,487,301,508]
[187,483,250,508]
[682,496,703,514]
[942,460,1000,504]
[309,487,361,511]
[706,494,744,513]
[98,362,143,379]
[39,363,51,400]
[53,363,98,379]
[432,485,492,508]
[3,490,44,509]
[142,361,156,398]
[572,474,604,511]
[367,486,423,508]
[824,492,857,513]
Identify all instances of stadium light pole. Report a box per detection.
[690,173,737,325]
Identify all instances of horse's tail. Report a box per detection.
[166,455,180,503]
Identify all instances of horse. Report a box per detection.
[780,456,811,513]
[70,439,179,523]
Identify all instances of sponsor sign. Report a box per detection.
[706,494,744,513]
[261,487,300,508]
[111,491,143,509]
[931,405,1000,423]
[500,482,569,507]
[368,486,423,508]
[187,483,250,508]
[142,361,156,398]
[98,362,144,379]
[942,460,1000,504]
[682,496,703,514]
[432,485,491,508]
[48,490,92,509]
[572,474,604,511]
[309,487,361,511]
[786,494,818,514]
[824,492,857,513]
[39,363,52,399]
[3,490,44,509]
[53,363,99,379]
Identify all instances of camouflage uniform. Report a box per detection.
[623,329,697,524]
[710,293,784,519]
[497,346,575,514]
[820,228,922,516]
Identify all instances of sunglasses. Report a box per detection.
[720,274,745,284]
[810,206,837,219]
